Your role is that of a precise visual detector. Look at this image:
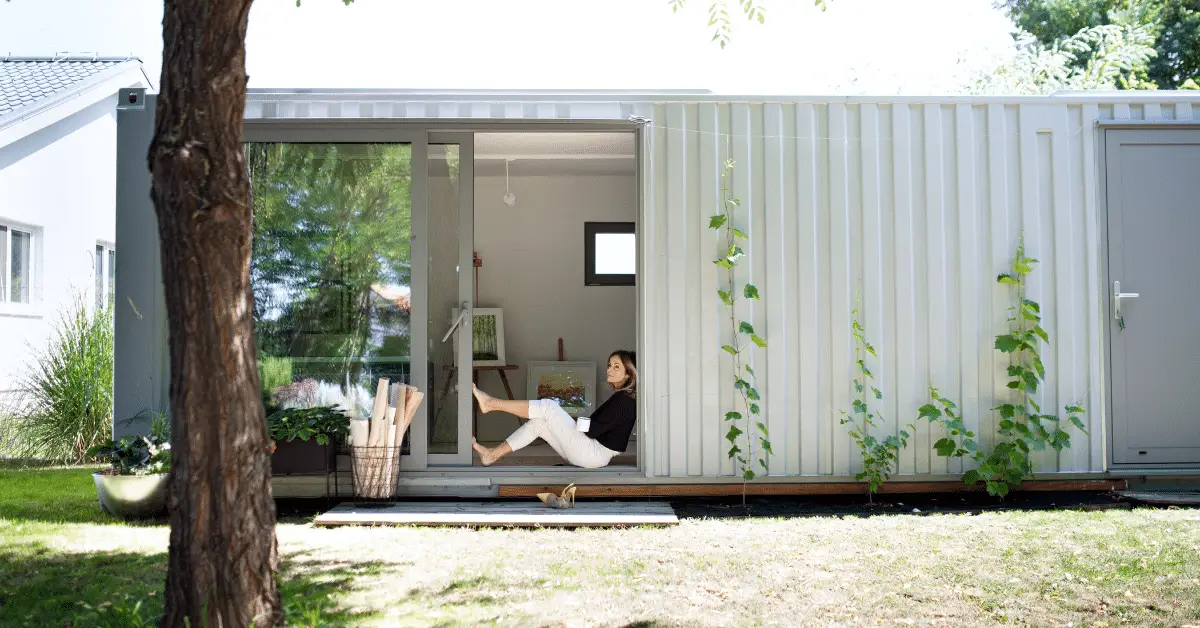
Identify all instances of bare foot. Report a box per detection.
[471,384,495,414]
[472,436,498,466]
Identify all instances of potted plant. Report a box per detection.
[87,430,171,519]
[267,405,350,475]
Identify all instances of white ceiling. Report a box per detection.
[473,132,636,176]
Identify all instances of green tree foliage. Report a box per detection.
[971,20,1158,94]
[1000,0,1200,89]
[668,0,834,48]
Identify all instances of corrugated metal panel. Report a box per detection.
[638,97,1197,479]
[241,91,1200,478]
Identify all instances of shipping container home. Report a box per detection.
[113,89,1200,497]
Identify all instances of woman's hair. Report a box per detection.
[609,350,637,399]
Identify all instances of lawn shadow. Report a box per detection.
[0,546,167,626]
[0,545,387,626]
[669,490,1135,520]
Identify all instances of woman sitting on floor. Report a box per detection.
[471,350,637,469]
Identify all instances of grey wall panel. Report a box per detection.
[113,95,166,438]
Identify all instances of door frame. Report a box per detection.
[426,132,475,467]
[244,119,647,475]
[1098,120,1200,471]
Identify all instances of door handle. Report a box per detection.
[441,302,470,343]
[1114,280,1139,323]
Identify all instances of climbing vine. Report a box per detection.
[710,159,772,494]
[920,239,1087,498]
[840,306,913,504]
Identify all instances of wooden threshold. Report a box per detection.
[497,479,1128,498]
[313,500,678,527]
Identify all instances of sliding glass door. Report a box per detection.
[245,128,475,470]
[247,140,416,441]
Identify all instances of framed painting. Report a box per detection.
[526,361,596,418]
[452,307,506,367]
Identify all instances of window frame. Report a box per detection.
[95,241,116,311]
[0,221,38,314]
[584,221,636,287]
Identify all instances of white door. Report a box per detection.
[1105,128,1200,467]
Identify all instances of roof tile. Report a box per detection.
[0,58,129,117]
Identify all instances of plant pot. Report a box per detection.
[92,472,169,519]
[271,439,333,475]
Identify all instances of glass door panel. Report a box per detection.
[247,141,414,433]
[427,136,474,465]
[427,143,462,455]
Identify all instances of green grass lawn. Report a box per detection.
[2,467,1199,627]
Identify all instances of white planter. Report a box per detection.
[92,472,169,519]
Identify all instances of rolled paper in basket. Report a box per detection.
[367,378,390,447]
[391,385,410,449]
[397,385,423,440]
[382,406,398,485]
[350,418,369,497]
[349,418,369,448]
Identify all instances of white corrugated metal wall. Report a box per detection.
[242,92,1200,479]
[635,97,1199,479]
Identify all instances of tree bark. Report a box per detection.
[149,1,280,626]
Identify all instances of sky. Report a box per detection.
[0,0,1019,95]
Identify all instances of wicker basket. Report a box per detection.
[349,445,403,499]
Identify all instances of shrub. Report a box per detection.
[259,356,294,403]
[7,295,114,463]
[87,432,171,476]
[266,405,350,445]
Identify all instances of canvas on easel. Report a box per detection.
[526,361,596,418]
[452,307,506,367]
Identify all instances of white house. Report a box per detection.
[0,56,150,404]
[113,89,1200,497]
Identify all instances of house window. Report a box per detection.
[95,243,116,310]
[0,224,35,304]
[584,222,635,286]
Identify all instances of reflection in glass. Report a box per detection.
[247,143,413,428]
[428,144,461,454]
[108,249,116,308]
[0,226,6,299]
[10,229,30,303]
[95,245,104,310]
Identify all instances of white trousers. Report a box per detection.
[505,400,618,469]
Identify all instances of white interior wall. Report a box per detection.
[0,97,118,404]
[472,172,636,442]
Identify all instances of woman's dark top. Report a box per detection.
[586,390,637,453]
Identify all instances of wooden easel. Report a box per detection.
[473,251,482,304]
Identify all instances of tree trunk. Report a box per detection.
[149,1,280,626]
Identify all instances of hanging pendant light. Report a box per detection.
[503,158,516,207]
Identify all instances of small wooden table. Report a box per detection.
[438,364,519,434]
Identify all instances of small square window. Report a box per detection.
[584,222,635,286]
